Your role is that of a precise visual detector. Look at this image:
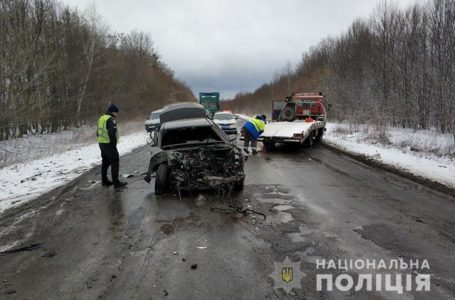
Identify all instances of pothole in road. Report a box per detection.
[272,205,294,211]
[257,197,291,205]
[160,224,175,235]
[265,211,294,224]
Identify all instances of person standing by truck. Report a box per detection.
[97,103,127,190]
[242,114,266,155]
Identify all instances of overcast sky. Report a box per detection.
[60,0,422,99]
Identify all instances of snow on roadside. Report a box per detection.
[324,123,455,189]
[0,131,148,215]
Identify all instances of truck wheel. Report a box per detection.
[307,132,314,147]
[155,163,169,195]
[315,128,324,142]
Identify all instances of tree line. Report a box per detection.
[223,0,454,136]
[0,0,195,140]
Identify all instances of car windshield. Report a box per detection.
[161,126,224,148]
[214,113,234,120]
[149,112,160,119]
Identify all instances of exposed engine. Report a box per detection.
[167,144,244,190]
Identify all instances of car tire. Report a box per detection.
[155,163,169,195]
[306,132,314,147]
[234,178,244,191]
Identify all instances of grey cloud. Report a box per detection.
[60,0,424,99]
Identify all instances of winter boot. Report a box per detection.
[102,180,113,187]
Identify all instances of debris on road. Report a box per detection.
[4,288,16,295]
[191,264,198,270]
[210,201,267,222]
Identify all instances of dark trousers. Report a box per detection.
[242,128,257,148]
[99,143,120,185]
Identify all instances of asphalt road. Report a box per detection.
[0,142,454,299]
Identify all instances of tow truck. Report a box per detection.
[260,92,328,148]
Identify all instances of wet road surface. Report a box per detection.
[0,143,454,299]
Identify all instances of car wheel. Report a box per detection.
[234,178,244,191]
[155,163,169,195]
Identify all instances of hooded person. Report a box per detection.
[96,103,127,190]
[241,114,266,155]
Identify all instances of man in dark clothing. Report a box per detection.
[97,103,127,190]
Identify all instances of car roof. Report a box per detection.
[161,118,211,130]
[160,102,206,123]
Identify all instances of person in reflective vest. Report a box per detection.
[97,103,127,190]
[241,114,266,155]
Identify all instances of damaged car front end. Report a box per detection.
[163,144,244,192]
[144,103,245,195]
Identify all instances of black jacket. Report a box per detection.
[105,112,118,145]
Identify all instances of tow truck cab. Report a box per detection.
[272,93,326,121]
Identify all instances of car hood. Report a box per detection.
[162,142,238,152]
[214,119,236,125]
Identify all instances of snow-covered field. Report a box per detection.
[0,121,144,167]
[0,131,148,215]
[325,123,455,189]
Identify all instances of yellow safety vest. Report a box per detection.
[251,118,265,132]
[97,115,119,143]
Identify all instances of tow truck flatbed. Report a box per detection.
[259,120,326,145]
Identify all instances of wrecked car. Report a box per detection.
[144,102,245,195]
